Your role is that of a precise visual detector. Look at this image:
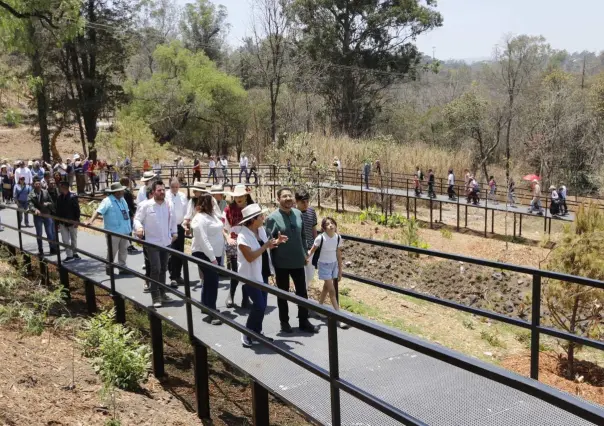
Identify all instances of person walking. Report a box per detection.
[266,187,318,334]
[447,169,456,200]
[1,164,13,204]
[238,204,286,347]
[191,194,225,325]
[73,154,86,195]
[416,166,424,195]
[220,156,228,183]
[307,217,349,329]
[207,156,217,183]
[14,176,31,227]
[192,157,202,184]
[134,180,177,307]
[55,181,81,262]
[28,177,58,256]
[295,189,318,291]
[549,185,561,216]
[224,184,252,308]
[121,177,138,253]
[86,182,133,275]
[333,157,342,186]
[507,178,517,208]
[529,179,542,215]
[239,154,249,183]
[15,160,33,187]
[427,169,436,198]
[363,160,371,190]
[137,171,157,205]
[166,177,189,287]
[558,184,568,215]
[488,176,498,204]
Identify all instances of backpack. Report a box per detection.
[312,233,341,268]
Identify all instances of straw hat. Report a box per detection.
[549,185,556,191]
[238,204,268,225]
[73,154,80,160]
[209,184,225,195]
[140,171,157,182]
[105,182,127,193]
[229,184,248,197]
[190,181,209,192]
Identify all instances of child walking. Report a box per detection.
[488,176,498,204]
[307,217,349,329]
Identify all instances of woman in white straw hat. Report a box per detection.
[183,180,209,233]
[224,184,254,308]
[136,171,157,205]
[237,203,287,347]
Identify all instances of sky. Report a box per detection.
[177,0,604,61]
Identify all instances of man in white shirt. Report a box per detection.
[136,171,157,205]
[207,156,217,183]
[134,180,178,307]
[166,178,189,287]
[220,156,228,183]
[447,169,456,200]
[238,154,248,183]
[15,161,33,186]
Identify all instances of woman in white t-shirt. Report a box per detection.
[307,217,349,329]
[208,156,217,183]
[237,204,287,347]
[191,194,226,325]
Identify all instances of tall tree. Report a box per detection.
[289,0,442,136]
[0,0,81,162]
[250,0,290,145]
[180,0,229,63]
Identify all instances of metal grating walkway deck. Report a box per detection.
[0,212,598,426]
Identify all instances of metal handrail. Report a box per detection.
[2,203,602,425]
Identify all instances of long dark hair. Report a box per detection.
[196,194,214,215]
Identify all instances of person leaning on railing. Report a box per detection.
[86,182,132,276]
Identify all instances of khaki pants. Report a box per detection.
[304,262,315,290]
[106,235,128,274]
[59,224,78,258]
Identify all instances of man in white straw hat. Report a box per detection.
[134,180,178,307]
[137,171,157,205]
[87,182,132,275]
[166,177,189,287]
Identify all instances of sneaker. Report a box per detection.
[152,299,162,308]
[241,333,253,348]
[73,254,81,260]
[280,322,293,333]
[170,280,179,288]
[171,277,185,285]
[225,294,234,308]
[260,332,274,342]
[210,318,222,326]
[161,294,174,303]
[299,322,319,333]
[143,283,151,293]
[338,321,350,330]
[63,256,74,263]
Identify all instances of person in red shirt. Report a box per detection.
[143,159,151,172]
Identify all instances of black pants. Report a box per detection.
[448,185,456,199]
[168,224,186,279]
[193,170,201,183]
[275,267,308,325]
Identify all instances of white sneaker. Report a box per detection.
[241,333,253,348]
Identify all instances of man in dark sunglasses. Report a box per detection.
[266,187,319,334]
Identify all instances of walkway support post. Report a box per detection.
[149,312,165,378]
[59,266,70,299]
[491,209,495,234]
[40,258,50,287]
[84,279,97,314]
[194,341,211,420]
[328,317,341,426]
[252,381,270,426]
[106,234,125,323]
[530,275,542,380]
[456,193,460,231]
[429,198,433,229]
[519,214,523,237]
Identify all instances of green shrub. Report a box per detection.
[480,330,506,348]
[4,108,21,127]
[440,228,453,239]
[78,309,150,391]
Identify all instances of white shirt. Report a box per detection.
[240,157,248,168]
[237,226,273,282]
[191,212,225,262]
[551,190,559,200]
[220,158,228,168]
[184,198,196,221]
[209,160,216,168]
[134,199,177,247]
[560,186,567,198]
[448,173,455,186]
[136,185,148,204]
[166,190,188,225]
[15,167,33,185]
[314,233,342,264]
[177,159,184,168]
[152,163,161,173]
[334,160,341,171]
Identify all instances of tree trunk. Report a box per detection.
[29,23,51,163]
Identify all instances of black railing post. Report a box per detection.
[16,210,23,251]
[530,274,542,380]
[456,189,460,231]
[519,213,523,237]
[544,196,548,232]
[328,316,341,426]
[183,259,194,339]
[149,312,165,378]
[252,381,270,426]
[317,171,321,209]
[40,258,50,286]
[429,197,433,229]
[491,209,495,234]
[84,279,97,314]
[193,341,211,419]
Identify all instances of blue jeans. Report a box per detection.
[239,166,248,182]
[17,200,29,226]
[33,216,56,253]
[194,252,222,311]
[245,275,269,333]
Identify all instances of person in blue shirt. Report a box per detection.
[86,182,132,276]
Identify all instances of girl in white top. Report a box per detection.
[191,194,226,325]
[237,204,287,347]
[306,217,349,329]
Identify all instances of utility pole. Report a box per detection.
[581,55,587,90]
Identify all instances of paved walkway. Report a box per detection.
[0,211,596,425]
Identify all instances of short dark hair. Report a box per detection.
[321,216,337,231]
[277,187,293,198]
[196,194,214,215]
[295,189,310,201]
[151,180,164,192]
[59,181,69,188]
[33,176,41,183]
[119,177,130,187]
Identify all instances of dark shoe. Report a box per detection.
[280,322,293,333]
[240,299,251,309]
[170,280,179,288]
[152,299,162,308]
[73,254,81,260]
[202,315,212,323]
[299,322,319,333]
[63,256,74,263]
[161,294,174,303]
[225,294,234,308]
[38,251,44,257]
[143,283,151,293]
[171,277,185,285]
[260,332,274,342]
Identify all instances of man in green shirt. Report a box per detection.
[266,188,319,334]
